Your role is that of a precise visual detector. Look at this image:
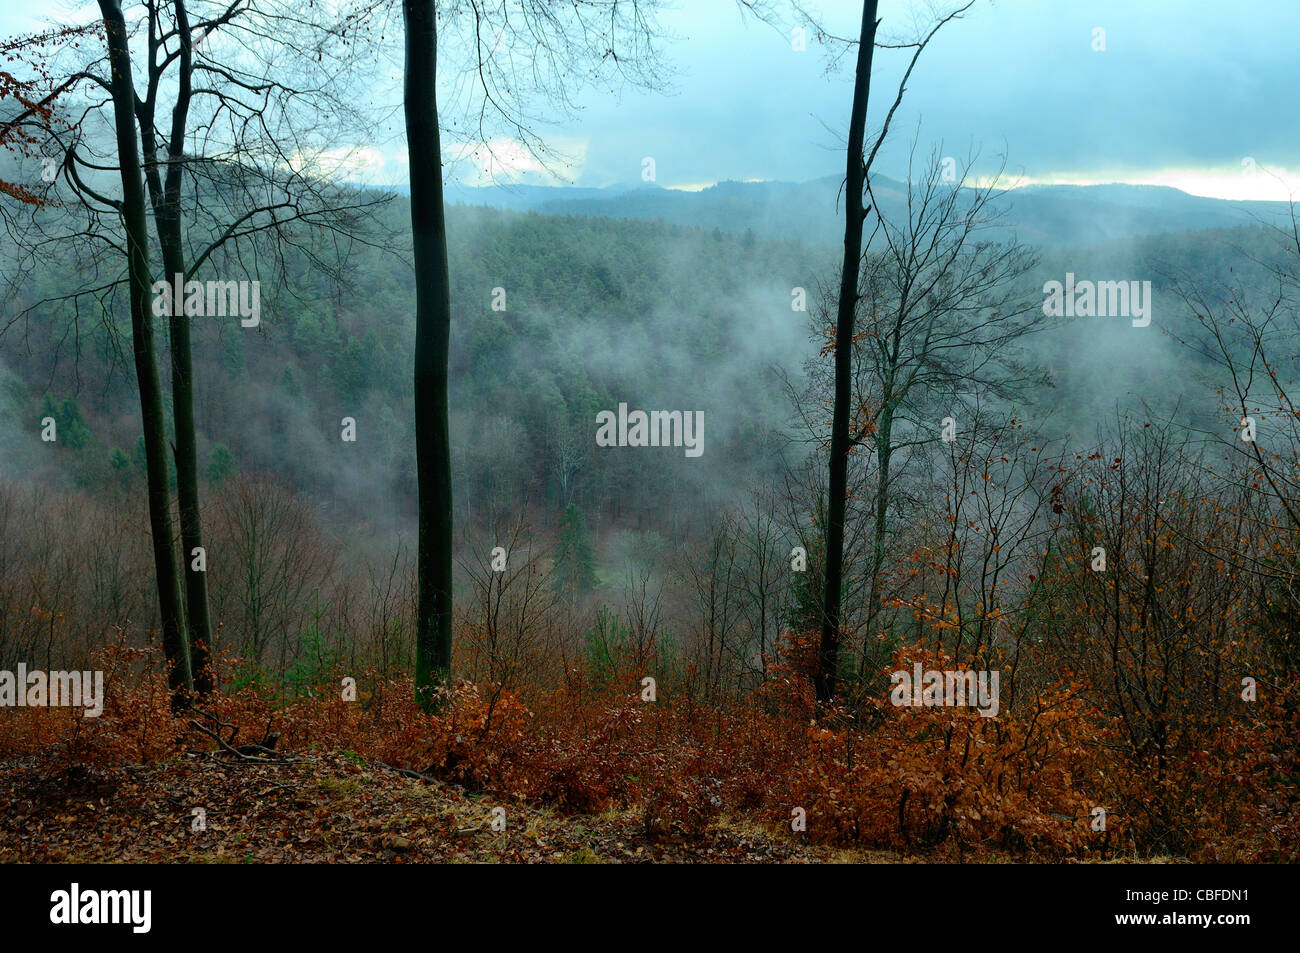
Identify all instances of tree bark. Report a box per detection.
[817,0,879,706]
[404,0,455,709]
[99,0,192,701]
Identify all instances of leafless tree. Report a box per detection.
[393,0,668,708]
[0,0,389,702]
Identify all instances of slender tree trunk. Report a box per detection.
[404,0,454,709]
[862,400,893,667]
[138,0,213,696]
[817,0,879,705]
[160,200,213,696]
[99,0,192,701]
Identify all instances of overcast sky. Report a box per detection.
[533,0,1300,200]
[7,0,1297,199]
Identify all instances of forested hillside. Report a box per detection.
[3,203,823,528]
[7,201,1289,526]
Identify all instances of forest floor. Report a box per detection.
[0,751,935,864]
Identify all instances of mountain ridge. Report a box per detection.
[363,174,1294,249]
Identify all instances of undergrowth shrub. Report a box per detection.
[1,634,1293,861]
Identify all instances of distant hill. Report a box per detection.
[372,175,1295,249]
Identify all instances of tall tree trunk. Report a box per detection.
[817,0,879,706]
[99,0,192,701]
[138,0,213,696]
[404,0,454,709]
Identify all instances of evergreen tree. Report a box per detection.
[553,503,597,597]
[206,444,235,486]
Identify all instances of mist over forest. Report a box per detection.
[7,180,1290,524]
[0,0,1296,887]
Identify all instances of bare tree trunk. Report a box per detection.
[137,0,213,696]
[404,0,454,709]
[99,0,192,701]
[863,398,893,658]
[818,0,879,706]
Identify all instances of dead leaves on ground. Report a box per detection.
[0,753,852,864]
